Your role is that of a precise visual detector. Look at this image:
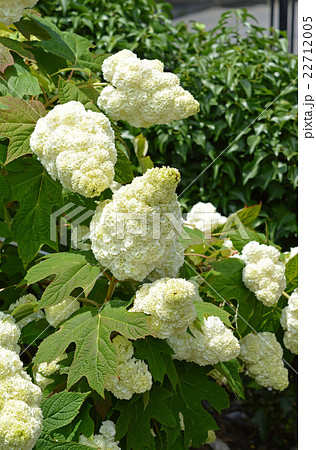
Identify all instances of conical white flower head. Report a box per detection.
[97,49,199,128]
[0,312,20,352]
[167,315,240,366]
[131,278,200,338]
[240,241,286,306]
[104,336,152,400]
[90,167,184,281]
[30,101,117,198]
[239,332,289,391]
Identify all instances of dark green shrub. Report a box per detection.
[36,0,298,247]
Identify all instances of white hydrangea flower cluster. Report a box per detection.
[0,312,21,353]
[33,356,63,390]
[0,313,42,450]
[71,224,91,251]
[97,49,199,128]
[30,101,117,198]
[0,0,38,25]
[167,315,240,366]
[185,201,227,236]
[239,332,289,391]
[45,296,80,328]
[90,167,184,282]
[130,278,200,338]
[79,420,120,449]
[280,289,298,355]
[9,294,44,329]
[104,336,152,400]
[240,241,286,306]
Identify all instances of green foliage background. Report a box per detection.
[35,0,298,248]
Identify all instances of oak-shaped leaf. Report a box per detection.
[6,159,62,264]
[133,336,177,388]
[203,258,258,334]
[194,300,231,327]
[27,13,76,62]
[58,78,99,112]
[34,305,153,396]
[0,42,14,73]
[165,362,230,448]
[114,146,134,184]
[115,385,176,450]
[25,252,101,308]
[0,97,46,163]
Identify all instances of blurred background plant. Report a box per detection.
[35,0,298,249]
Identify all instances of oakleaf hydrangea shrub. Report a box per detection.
[0,6,297,450]
[36,0,298,247]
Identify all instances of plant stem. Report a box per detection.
[67,69,74,81]
[102,269,112,281]
[282,291,290,300]
[45,94,59,108]
[77,297,100,308]
[184,252,212,259]
[104,276,117,304]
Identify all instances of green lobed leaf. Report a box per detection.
[0,221,13,240]
[115,385,176,450]
[285,253,298,294]
[58,78,99,112]
[34,304,153,396]
[213,359,244,399]
[203,258,247,302]
[133,336,177,387]
[166,362,230,448]
[0,97,46,164]
[62,33,104,72]
[233,203,261,228]
[202,258,259,334]
[0,174,8,205]
[41,391,89,431]
[27,14,76,62]
[194,300,231,327]
[20,319,53,346]
[25,252,101,308]
[114,146,134,184]
[0,37,35,62]
[228,226,267,252]
[0,55,41,97]
[0,42,14,73]
[6,159,62,264]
